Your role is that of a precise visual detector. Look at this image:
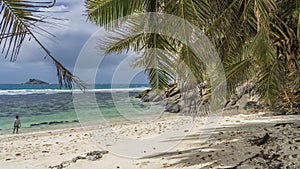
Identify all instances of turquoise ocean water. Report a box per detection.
[0,84,151,135]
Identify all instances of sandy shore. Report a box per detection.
[0,112,299,169]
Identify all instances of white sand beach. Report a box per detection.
[1,112,299,169]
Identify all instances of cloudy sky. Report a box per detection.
[0,0,148,84]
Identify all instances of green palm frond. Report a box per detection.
[206,0,240,35]
[225,57,254,93]
[104,33,144,54]
[134,44,175,90]
[277,0,300,19]
[160,0,210,88]
[257,63,280,105]
[165,0,210,28]
[137,33,176,90]
[254,0,276,24]
[0,0,85,89]
[99,15,146,54]
[205,0,256,61]
[85,0,299,111]
[96,12,177,90]
[178,45,205,84]
[203,0,255,94]
[251,28,276,65]
[85,0,146,29]
[0,0,53,60]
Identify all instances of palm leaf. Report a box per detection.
[85,0,299,110]
[257,63,280,105]
[250,28,276,64]
[165,0,210,28]
[277,0,300,19]
[205,0,257,61]
[99,15,146,54]
[225,57,254,93]
[138,33,176,90]
[96,12,177,90]
[85,0,146,29]
[254,0,276,25]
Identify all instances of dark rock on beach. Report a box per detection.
[135,89,151,99]
[137,89,165,102]
[29,120,79,127]
[48,121,64,125]
[40,122,49,125]
[29,123,39,127]
[137,84,181,113]
[165,101,180,113]
[243,101,263,110]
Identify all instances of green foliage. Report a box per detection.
[86,0,300,110]
[86,0,146,29]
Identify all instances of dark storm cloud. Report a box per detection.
[0,0,148,84]
[48,31,92,68]
[0,1,97,83]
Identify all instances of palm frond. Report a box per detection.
[99,15,146,55]
[97,12,178,90]
[257,63,280,105]
[85,0,146,29]
[251,28,276,64]
[85,0,299,111]
[137,33,176,90]
[164,0,210,28]
[178,45,205,83]
[277,0,300,19]
[225,57,254,93]
[254,0,276,25]
[0,0,53,60]
[0,0,85,89]
[252,28,280,105]
[205,0,257,61]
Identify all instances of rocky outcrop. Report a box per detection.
[223,82,266,112]
[24,79,49,84]
[137,84,181,113]
[136,89,151,101]
[137,81,268,114]
[164,84,181,113]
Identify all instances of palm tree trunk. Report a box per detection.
[297,14,300,42]
[254,0,261,31]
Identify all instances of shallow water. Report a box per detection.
[0,84,155,135]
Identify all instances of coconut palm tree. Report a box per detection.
[212,0,300,110]
[86,0,299,111]
[0,0,84,89]
[86,0,211,90]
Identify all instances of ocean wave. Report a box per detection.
[0,88,150,96]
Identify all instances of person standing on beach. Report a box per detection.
[13,115,21,134]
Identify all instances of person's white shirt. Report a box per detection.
[14,118,20,127]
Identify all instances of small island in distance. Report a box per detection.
[24,79,49,85]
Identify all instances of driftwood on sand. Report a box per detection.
[49,151,108,169]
